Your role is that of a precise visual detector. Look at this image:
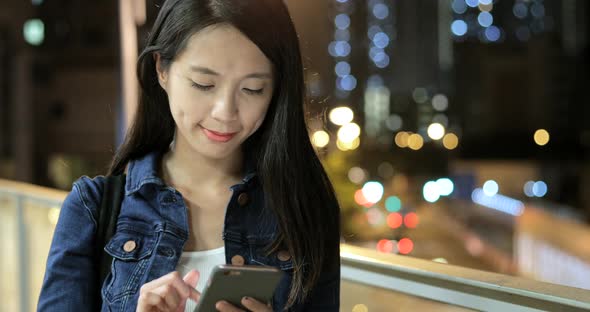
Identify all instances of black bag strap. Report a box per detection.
[96,174,126,308]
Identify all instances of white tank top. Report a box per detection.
[176,246,226,312]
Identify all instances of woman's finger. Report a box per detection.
[136,291,168,311]
[215,300,245,312]
[151,283,182,310]
[182,270,201,302]
[241,297,273,312]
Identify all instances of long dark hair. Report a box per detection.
[108,0,340,308]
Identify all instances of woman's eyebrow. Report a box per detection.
[189,65,272,79]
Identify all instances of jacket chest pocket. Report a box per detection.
[247,237,294,272]
[103,227,157,303]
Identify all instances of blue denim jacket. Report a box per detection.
[38,151,340,311]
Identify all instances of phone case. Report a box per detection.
[194,264,284,312]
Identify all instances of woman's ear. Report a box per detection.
[154,52,168,91]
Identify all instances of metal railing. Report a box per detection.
[2,178,590,312]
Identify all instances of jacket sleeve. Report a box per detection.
[37,176,103,311]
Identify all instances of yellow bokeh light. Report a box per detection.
[329,106,354,126]
[427,123,445,140]
[408,134,424,150]
[394,131,409,148]
[311,130,330,148]
[337,122,361,143]
[443,133,459,150]
[534,129,550,146]
[337,137,360,151]
[352,304,369,312]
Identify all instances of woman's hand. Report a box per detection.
[215,297,272,312]
[136,270,201,312]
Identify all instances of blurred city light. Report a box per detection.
[385,196,402,212]
[484,26,501,42]
[412,87,429,103]
[366,208,385,225]
[398,238,414,254]
[334,61,351,77]
[471,188,525,216]
[337,74,357,91]
[395,131,410,148]
[337,122,361,143]
[334,13,351,30]
[23,19,45,46]
[338,137,360,151]
[385,114,403,131]
[513,2,528,19]
[534,129,550,146]
[483,180,499,196]
[427,123,446,140]
[329,107,354,126]
[478,12,493,27]
[533,181,548,197]
[404,212,419,228]
[436,178,454,196]
[443,133,459,150]
[451,20,468,36]
[372,3,389,20]
[311,130,330,148]
[348,167,367,185]
[386,212,403,229]
[377,239,395,253]
[362,181,384,203]
[423,181,441,203]
[354,189,372,207]
[524,181,535,197]
[408,134,424,150]
[432,94,449,111]
[452,0,467,14]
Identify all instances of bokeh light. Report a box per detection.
[23,19,45,46]
[385,196,402,212]
[404,213,419,228]
[534,129,550,146]
[533,181,548,197]
[436,178,454,196]
[443,133,459,150]
[377,239,395,253]
[398,238,414,254]
[395,132,410,148]
[386,213,403,229]
[427,123,446,140]
[352,304,369,312]
[483,180,499,196]
[329,107,354,126]
[423,181,440,203]
[311,130,329,148]
[348,167,367,185]
[337,122,361,143]
[362,181,384,203]
[407,134,424,150]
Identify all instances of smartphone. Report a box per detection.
[193,264,284,312]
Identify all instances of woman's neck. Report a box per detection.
[161,138,243,190]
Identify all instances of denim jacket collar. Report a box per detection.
[125,151,257,196]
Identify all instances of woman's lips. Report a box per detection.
[200,126,238,143]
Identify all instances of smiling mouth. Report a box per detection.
[199,125,238,142]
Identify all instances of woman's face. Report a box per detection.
[156,24,274,160]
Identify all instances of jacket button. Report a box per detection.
[231,255,245,266]
[277,250,291,261]
[123,240,137,253]
[237,193,249,206]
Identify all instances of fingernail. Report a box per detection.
[242,296,249,301]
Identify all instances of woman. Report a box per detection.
[37,0,341,311]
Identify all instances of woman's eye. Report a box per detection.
[243,88,264,95]
[191,82,214,91]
